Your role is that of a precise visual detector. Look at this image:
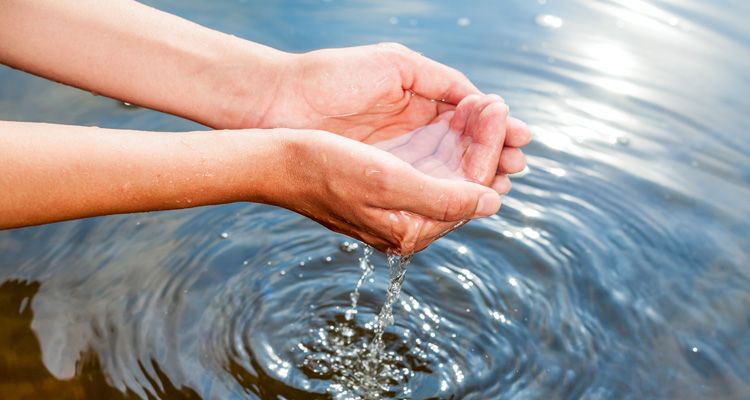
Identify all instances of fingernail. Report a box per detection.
[475,192,500,217]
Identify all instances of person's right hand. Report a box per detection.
[217,43,531,182]
[270,129,502,254]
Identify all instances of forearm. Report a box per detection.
[0,0,288,128]
[0,121,283,228]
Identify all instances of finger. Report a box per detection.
[491,175,512,195]
[449,94,482,134]
[311,213,394,253]
[395,45,482,104]
[505,117,532,148]
[358,208,430,254]
[381,167,501,221]
[412,219,471,253]
[461,100,508,184]
[498,147,526,174]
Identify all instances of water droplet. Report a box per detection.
[535,14,563,29]
[364,167,382,177]
[339,241,360,253]
[324,256,333,263]
[219,232,229,239]
[457,17,471,27]
[388,16,398,25]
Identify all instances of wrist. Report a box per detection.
[199,39,297,130]
[197,128,291,205]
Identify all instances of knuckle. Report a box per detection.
[441,192,471,221]
[487,93,506,104]
[377,41,412,54]
[493,101,510,119]
[372,169,394,192]
[454,69,470,82]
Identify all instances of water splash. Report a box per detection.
[301,247,416,399]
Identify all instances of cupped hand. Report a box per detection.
[371,93,529,250]
[241,44,531,171]
[375,94,529,190]
[270,93,527,254]
[272,129,502,254]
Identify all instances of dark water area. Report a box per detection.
[2,0,750,398]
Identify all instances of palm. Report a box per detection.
[370,99,508,252]
[262,45,463,143]
[375,106,504,185]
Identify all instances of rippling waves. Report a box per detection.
[1,0,750,399]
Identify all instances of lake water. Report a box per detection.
[1,0,749,399]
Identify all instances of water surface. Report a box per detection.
[1,0,750,399]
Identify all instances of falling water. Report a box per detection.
[367,253,412,364]
[301,247,415,399]
[344,246,374,322]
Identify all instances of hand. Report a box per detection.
[231,44,531,174]
[375,94,529,192]
[271,129,502,254]
[366,93,527,250]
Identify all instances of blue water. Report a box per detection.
[1,0,749,399]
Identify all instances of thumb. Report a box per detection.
[384,169,501,221]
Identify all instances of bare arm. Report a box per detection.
[0,0,286,128]
[0,0,522,252]
[0,121,282,227]
[0,0,530,175]
[0,121,499,252]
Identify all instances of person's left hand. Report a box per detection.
[374,94,528,190]
[369,93,525,249]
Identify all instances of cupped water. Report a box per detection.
[2,0,750,399]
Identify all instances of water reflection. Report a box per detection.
[1,0,750,398]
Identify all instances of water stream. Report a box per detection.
[302,247,414,399]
